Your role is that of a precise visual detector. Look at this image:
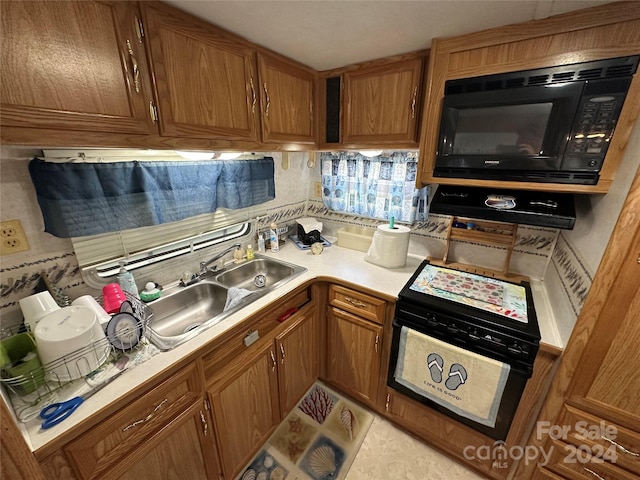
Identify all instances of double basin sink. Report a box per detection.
[145,255,307,350]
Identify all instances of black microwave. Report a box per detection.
[434,56,639,185]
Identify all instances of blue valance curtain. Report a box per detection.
[29,158,275,238]
[320,152,428,222]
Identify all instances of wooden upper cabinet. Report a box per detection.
[141,2,259,141]
[0,1,156,134]
[343,57,423,145]
[258,53,316,143]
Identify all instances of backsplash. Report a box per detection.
[3,130,638,342]
[307,199,558,280]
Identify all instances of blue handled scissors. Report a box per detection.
[39,371,125,429]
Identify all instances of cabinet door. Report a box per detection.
[208,342,280,479]
[116,400,220,480]
[343,58,423,144]
[258,53,316,143]
[142,3,259,141]
[276,310,320,416]
[0,1,156,135]
[326,307,383,405]
[65,362,204,479]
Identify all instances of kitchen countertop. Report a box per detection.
[16,241,563,454]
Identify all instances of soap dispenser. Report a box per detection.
[116,262,139,299]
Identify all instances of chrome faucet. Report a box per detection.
[199,243,241,274]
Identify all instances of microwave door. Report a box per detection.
[436,82,583,172]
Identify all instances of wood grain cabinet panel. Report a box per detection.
[208,342,280,480]
[276,310,320,416]
[258,53,316,143]
[116,401,219,480]
[326,306,383,405]
[206,306,319,479]
[0,1,156,134]
[141,2,259,141]
[343,58,423,144]
[64,362,204,479]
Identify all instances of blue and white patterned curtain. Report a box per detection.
[321,152,428,223]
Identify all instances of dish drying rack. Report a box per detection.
[0,292,154,422]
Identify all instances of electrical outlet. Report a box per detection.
[0,219,30,255]
[314,182,322,197]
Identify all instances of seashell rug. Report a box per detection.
[237,382,374,480]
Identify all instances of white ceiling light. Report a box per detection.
[359,150,383,157]
[175,150,215,160]
[218,152,243,160]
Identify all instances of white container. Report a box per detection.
[337,226,375,252]
[19,291,61,332]
[34,305,109,381]
[269,222,280,253]
[365,224,411,268]
[71,295,112,331]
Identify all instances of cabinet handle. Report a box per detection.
[601,435,640,457]
[410,86,418,119]
[200,410,208,436]
[249,77,257,114]
[374,333,379,353]
[583,467,606,480]
[280,343,286,364]
[270,350,276,372]
[385,393,390,412]
[344,296,367,308]
[263,82,270,117]
[126,40,141,94]
[149,100,158,123]
[122,398,168,431]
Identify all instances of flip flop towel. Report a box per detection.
[394,326,510,427]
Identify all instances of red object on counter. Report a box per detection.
[277,307,298,323]
[102,283,126,314]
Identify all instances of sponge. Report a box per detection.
[140,282,162,302]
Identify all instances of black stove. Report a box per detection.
[388,260,541,440]
[395,260,540,372]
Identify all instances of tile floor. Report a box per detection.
[344,415,487,480]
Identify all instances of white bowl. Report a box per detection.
[34,305,108,381]
[19,291,61,332]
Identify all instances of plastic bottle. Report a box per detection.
[257,233,266,253]
[246,244,254,261]
[269,222,280,253]
[116,263,139,299]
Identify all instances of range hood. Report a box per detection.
[430,185,576,230]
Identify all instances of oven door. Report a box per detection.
[387,317,530,441]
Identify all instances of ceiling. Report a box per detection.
[165,0,616,71]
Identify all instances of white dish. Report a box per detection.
[35,306,108,381]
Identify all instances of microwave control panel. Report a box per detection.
[562,78,630,172]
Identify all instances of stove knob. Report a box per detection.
[508,343,523,355]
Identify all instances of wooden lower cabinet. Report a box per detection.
[208,341,281,479]
[207,308,319,479]
[116,401,219,480]
[326,306,383,406]
[38,361,220,480]
[276,310,320,417]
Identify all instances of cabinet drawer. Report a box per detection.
[329,285,385,324]
[202,288,311,378]
[65,362,203,479]
[559,405,640,476]
[546,438,638,480]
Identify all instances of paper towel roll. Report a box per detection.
[365,224,411,268]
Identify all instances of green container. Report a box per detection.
[0,333,45,395]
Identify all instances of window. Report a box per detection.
[320,151,428,223]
